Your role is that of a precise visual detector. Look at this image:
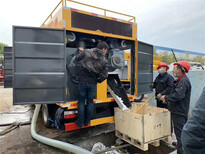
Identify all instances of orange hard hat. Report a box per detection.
[174,61,190,73]
[157,62,169,70]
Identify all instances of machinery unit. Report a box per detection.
[4,0,153,131]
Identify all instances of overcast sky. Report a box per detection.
[0,0,204,53]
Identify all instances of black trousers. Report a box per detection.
[172,113,187,154]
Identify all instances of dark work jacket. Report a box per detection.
[153,72,174,95]
[181,87,205,154]
[165,75,191,116]
[76,48,108,84]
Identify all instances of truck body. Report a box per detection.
[4,0,153,131]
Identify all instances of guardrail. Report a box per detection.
[41,0,136,27]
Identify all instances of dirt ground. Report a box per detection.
[0,86,175,154]
[0,86,12,112]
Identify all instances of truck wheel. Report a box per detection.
[42,104,52,128]
[134,94,144,102]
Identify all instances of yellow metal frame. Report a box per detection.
[91,116,114,126]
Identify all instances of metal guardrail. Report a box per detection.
[41,0,136,27]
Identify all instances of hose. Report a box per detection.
[31,104,92,154]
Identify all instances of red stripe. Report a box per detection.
[112,18,117,21]
[64,114,77,119]
[65,122,91,131]
[70,8,78,12]
[129,22,133,24]
[92,13,98,17]
[70,103,78,107]
[111,99,115,102]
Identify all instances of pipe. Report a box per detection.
[31,104,92,154]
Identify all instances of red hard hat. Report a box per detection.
[174,61,190,73]
[157,62,169,70]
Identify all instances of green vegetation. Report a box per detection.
[0,42,8,64]
[155,50,205,65]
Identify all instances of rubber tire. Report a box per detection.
[42,104,52,128]
[134,94,144,102]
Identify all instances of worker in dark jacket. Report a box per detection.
[150,62,174,109]
[75,41,109,128]
[160,61,191,154]
[181,87,205,154]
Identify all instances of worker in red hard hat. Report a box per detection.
[150,62,174,109]
[160,61,191,154]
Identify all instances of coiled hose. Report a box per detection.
[31,104,92,154]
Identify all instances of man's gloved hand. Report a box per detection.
[156,93,162,100]
[149,83,154,88]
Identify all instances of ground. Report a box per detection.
[0,86,175,154]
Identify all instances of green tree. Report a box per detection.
[192,55,205,65]
[185,52,190,61]
[153,47,158,56]
[160,51,175,64]
[0,42,8,64]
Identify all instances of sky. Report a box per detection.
[0,0,204,53]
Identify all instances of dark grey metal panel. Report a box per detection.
[4,47,13,88]
[15,74,65,88]
[138,41,153,94]
[15,59,65,72]
[15,44,65,58]
[15,89,65,103]
[13,26,66,105]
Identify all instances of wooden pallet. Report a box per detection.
[115,130,171,151]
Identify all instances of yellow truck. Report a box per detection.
[5,0,154,132]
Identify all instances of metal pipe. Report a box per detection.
[31,104,92,154]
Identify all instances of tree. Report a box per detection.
[185,52,190,61]
[160,51,175,64]
[0,42,8,64]
[153,47,158,56]
[192,55,205,65]
[0,43,7,55]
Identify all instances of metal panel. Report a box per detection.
[71,12,132,37]
[4,47,13,88]
[138,41,153,94]
[13,26,66,105]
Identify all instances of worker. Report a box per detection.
[181,87,205,154]
[160,61,191,154]
[75,41,109,128]
[150,62,174,109]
